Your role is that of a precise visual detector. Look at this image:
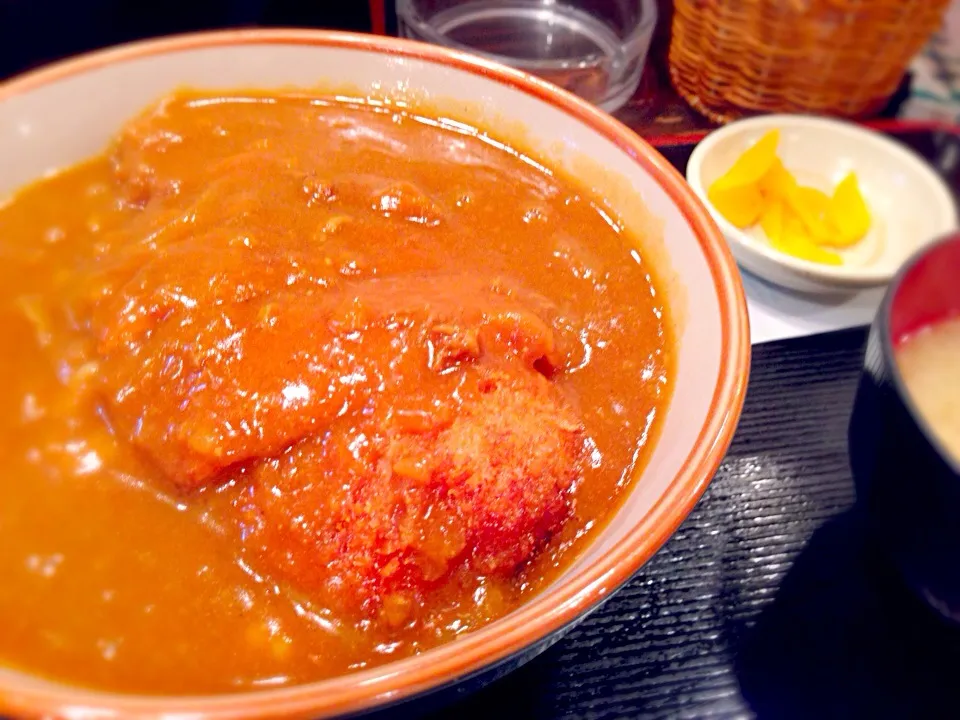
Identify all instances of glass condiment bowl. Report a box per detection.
[396,0,656,112]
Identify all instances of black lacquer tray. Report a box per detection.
[417,128,960,720]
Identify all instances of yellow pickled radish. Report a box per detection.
[787,185,833,240]
[782,214,811,245]
[757,158,798,201]
[705,127,872,265]
[792,186,830,217]
[759,199,785,243]
[825,172,871,247]
[711,129,781,190]
[772,215,843,265]
[708,182,764,229]
[802,241,843,266]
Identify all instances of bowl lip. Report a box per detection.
[686,113,960,291]
[878,231,960,476]
[394,0,659,73]
[0,27,750,720]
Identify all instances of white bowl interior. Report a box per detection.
[691,115,958,287]
[0,39,724,690]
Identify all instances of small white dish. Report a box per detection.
[687,114,959,295]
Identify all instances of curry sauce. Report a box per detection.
[0,91,673,694]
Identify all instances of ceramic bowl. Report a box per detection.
[0,29,749,719]
[686,114,959,295]
[849,232,960,621]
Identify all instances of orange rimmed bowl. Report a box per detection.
[0,29,749,720]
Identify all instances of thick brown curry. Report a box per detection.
[0,91,673,694]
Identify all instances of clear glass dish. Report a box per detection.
[396,0,656,112]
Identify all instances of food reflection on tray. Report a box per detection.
[0,90,675,692]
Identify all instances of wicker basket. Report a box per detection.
[669,0,951,123]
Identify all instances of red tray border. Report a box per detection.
[645,118,960,148]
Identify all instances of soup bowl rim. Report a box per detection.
[878,230,960,477]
